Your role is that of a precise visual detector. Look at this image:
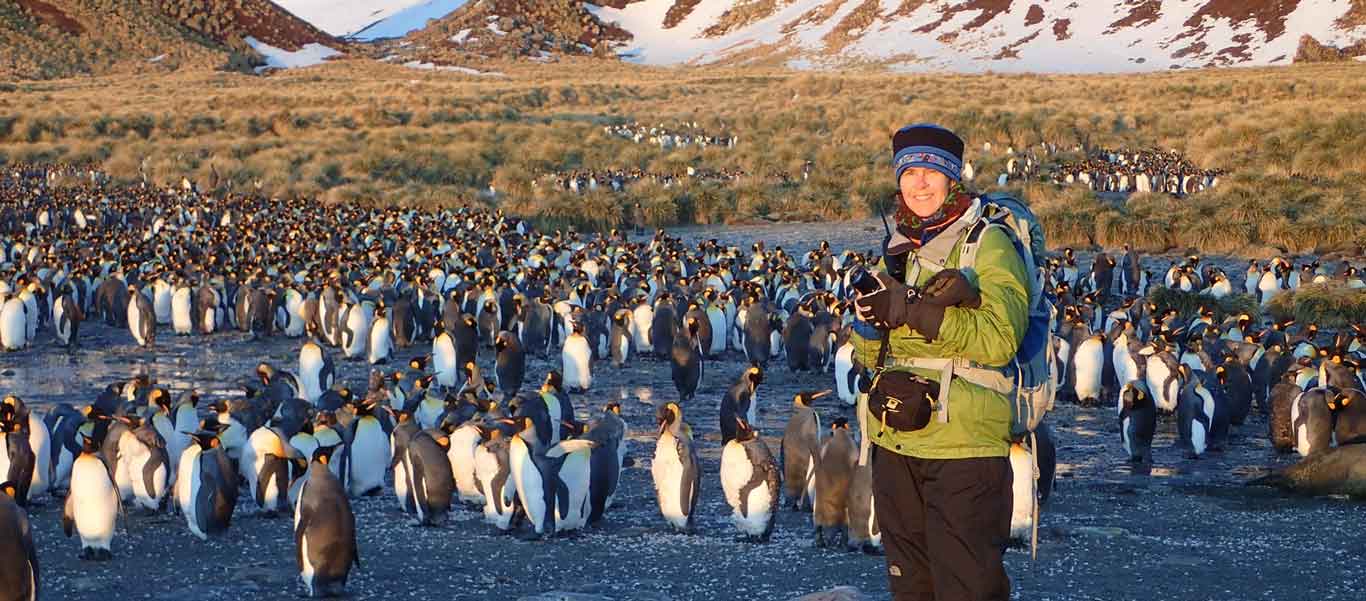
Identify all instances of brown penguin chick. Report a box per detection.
[813,418,856,549]
[781,390,827,511]
[845,460,881,555]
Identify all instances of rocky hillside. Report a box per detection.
[415,0,1366,72]
[0,0,343,79]
[388,0,639,63]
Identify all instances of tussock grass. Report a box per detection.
[1267,282,1366,329]
[0,59,1363,248]
[1148,288,1261,325]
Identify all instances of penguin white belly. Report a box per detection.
[368,318,392,364]
[285,292,305,337]
[70,457,118,549]
[432,335,457,387]
[176,446,206,539]
[298,531,316,595]
[1008,443,1035,541]
[631,306,653,349]
[348,420,389,497]
[153,283,172,324]
[562,336,592,391]
[1121,415,1134,456]
[555,449,592,532]
[707,309,726,354]
[651,433,688,529]
[1146,356,1175,412]
[171,288,193,335]
[245,427,280,500]
[344,310,370,359]
[0,299,25,350]
[113,431,136,500]
[54,299,70,345]
[509,439,549,533]
[27,413,50,499]
[299,345,325,403]
[390,435,410,512]
[1291,391,1310,456]
[1070,338,1103,404]
[834,343,856,406]
[126,442,166,511]
[127,300,146,346]
[1055,338,1071,387]
[449,425,484,504]
[474,445,514,529]
[720,443,766,536]
[769,331,782,358]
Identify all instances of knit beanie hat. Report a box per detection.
[892,123,964,183]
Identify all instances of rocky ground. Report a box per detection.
[2,219,1360,601]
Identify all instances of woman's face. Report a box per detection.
[899,167,951,218]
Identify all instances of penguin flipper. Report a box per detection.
[62,491,75,537]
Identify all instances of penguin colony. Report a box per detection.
[2,163,1365,597]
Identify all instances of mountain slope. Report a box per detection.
[0,0,342,80]
[393,0,639,62]
[273,0,467,40]
[584,0,1366,72]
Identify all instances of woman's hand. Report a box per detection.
[853,271,912,330]
[922,269,981,308]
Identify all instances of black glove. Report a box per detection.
[922,268,981,308]
[853,271,946,342]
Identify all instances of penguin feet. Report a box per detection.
[813,526,826,548]
[861,543,884,556]
[80,547,113,561]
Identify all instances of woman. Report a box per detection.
[851,123,1029,601]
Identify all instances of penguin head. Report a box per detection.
[830,417,851,432]
[657,402,681,434]
[745,365,764,387]
[0,481,17,501]
[733,418,758,442]
[605,402,622,416]
[541,370,563,394]
[186,430,221,450]
[311,444,340,466]
[410,356,429,372]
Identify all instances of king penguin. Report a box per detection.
[0,480,38,600]
[721,365,763,444]
[294,444,359,599]
[583,403,628,524]
[299,338,335,405]
[561,321,593,393]
[63,434,119,560]
[494,331,526,397]
[671,317,703,403]
[473,425,518,533]
[367,299,393,365]
[126,282,155,348]
[720,418,780,543]
[175,429,239,540]
[651,402,700,533]
[54,284,82,348]
[1118,381,1156,463]
[344,400,389,498]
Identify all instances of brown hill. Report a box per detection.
[394,0,639,63]
[0,0,342,80]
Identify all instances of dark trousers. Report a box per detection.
[871,447,1012,601]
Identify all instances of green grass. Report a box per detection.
[1266,282,1366,329]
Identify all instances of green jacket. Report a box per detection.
[854,201,1030,460]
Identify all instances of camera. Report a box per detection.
[849,266,882,295]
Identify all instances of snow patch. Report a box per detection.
[148,54,167,63]
[244,37,340,72]
[450,28,473,43]
[349,0,469,40]
[402,61,505,76]
[275,0,466,38]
